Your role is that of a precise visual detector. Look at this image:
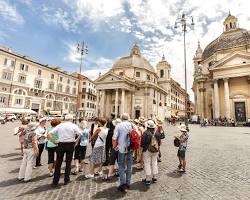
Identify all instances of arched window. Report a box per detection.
[46,94,55,100]
[13,88,27,96]
[160,69,164,78]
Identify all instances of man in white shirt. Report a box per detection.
[48,115,82,186]
[35,117,47,167]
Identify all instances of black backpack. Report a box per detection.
[174,137,180,147]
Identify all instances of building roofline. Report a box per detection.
[0,47,78,80]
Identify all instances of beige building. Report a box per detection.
[170,78,187,118]
[74,73,97,119]
[0,46,78,115]
[192,13,250,122]
[95,45,171,120]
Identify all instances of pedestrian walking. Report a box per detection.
[35,117,47,167]
[46,118,61,177]
[112,113,133,193]
[48,115,82,186]
[18,123,39,182]
[141,120,161,185]
[104,113,116,168]
[89,117,99,150]
[14,118,29,156]
[72,118,89,175]
[104,118,121,181]
[85,118,108,178]
[136,118,145,170]
[176,124,189,172]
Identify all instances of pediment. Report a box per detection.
[95,70,130,83]
[212,51,250,69]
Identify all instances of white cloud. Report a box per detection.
[84,68,110,81]
[0,0,24,24]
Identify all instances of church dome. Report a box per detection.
[202,14,250,60]
[112,44,156,73]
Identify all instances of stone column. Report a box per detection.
[224,78,230,118]
[213,80,220,118]
[115,89,119,118]
[144,87,148,118]
[96,90,100,117]
[131,92,135,119]
[100,90,106,117]
[196,83,200,115]
[121,89,125,114]
[200,82,205,118]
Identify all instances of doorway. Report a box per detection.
[135,110,140,119]
[31,103,40,114]
[234,102,246,122]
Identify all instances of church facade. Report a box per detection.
[192,13,250,122]
[95,45,171,120]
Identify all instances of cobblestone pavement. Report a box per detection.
[0,122,250,200]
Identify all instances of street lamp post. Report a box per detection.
[76,41,88,122]
[174,13,194,127]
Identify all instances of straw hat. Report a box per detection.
[178,124,187,132]
[156,119,163,126]
[79,120,88,129]
[146,120,156,129]
[39,117,47,123]
[112,118,122,126]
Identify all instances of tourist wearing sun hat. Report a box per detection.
[34,117,47,167]
[176,124,189,172]
[141,120,161,185]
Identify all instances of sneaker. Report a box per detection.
[178,168,184,172]
[95,171,103,176]
[152,178,157,183]
[142,179,151,185]
[33,166,37,169]
[157,158,162,162]
[85,174,94,178]
[125,184,130,189]
[178,164,182,169]
[49,172,54,177]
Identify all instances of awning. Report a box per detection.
[0,108,37,114]
[49,111,61,115]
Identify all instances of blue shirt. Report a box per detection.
[113,121,132,153]
[79,128,89,146]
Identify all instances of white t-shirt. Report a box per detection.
[94,127,108,148]
[51,121,82,143]
[35,125,46,144]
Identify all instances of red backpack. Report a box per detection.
[128,128,140,151]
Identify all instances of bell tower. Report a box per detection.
[156,55,171,90]
[223,12,239,32]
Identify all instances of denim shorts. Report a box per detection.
[177,149,186,160]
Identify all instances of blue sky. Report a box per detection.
[0,0,250,98]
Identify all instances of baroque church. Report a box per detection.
[95,44,171,120]
[192,13,250,122]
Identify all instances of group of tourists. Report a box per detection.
[15,112,189,193]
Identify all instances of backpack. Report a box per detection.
[174,137,180,147]
[148,132,159,153]
[128,128,140,151]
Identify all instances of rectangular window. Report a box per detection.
[4,58,14,67]
[20,64,28,71]
[67,79,70,84]
[18,75,26,83]
[49,82,54,90]
[0,96,6,103]
[72,88,76,95]
[87,102,89,108]
[57,85,63,92]
[38,69,42,75]
[83,82,86,85]
[74,81,76,86]
[136,72,140,77]
[81,103,84,107]
[60,77,63,82]
[34,79,42,89]
[15,98,23,105]
[2,72,12,80]
[51,74,54,79]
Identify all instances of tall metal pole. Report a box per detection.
[174,13,194,127]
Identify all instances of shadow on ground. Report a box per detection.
[0,174,49,187]
[0,152,20,158]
